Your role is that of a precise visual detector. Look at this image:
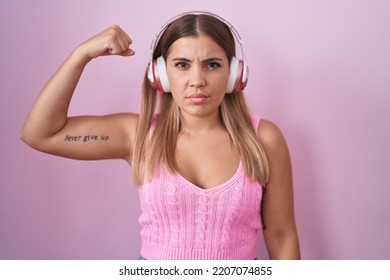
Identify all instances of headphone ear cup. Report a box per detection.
[226,57,248,93]
[147,60,157,89]
[226,57,237,93]
[234,60,248,93]
[147,56,171,93]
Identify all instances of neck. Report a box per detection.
[180,111,223,135]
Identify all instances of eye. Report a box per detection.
[174,61,190,70]
[206,61,221,69]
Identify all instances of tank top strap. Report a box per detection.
[149,114,158,138]
[250,115,261,131]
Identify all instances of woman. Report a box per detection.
[20,11,300,260]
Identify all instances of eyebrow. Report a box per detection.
[171,57,224,63]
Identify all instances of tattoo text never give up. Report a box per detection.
[64,134,109,143]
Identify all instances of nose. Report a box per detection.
[189,64,206,88]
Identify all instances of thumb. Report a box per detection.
[120,48,135,56]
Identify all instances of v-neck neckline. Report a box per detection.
[173,161,242,193]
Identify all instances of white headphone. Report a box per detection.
[147,11,248,93]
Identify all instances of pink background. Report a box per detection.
[1,0,389,259]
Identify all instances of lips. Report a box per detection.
[188,93,208,98]
[187,93,209,104]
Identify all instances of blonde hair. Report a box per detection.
[131,14,269,186]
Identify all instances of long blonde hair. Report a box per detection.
[132,14,269,186]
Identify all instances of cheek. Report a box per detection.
[214,72,230,91]
[216,66,230,83]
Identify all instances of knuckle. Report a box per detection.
[110,24,121,33]
[107,25,120,36]
[110,24,120,30]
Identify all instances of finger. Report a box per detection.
[105,42,119,55]
[118,26,132,45]
[113,26,131,49]
[108,37,127,55]
[124,33,132,45]
[115,33,132,54]
[119,48,135,56]
[119,37,131,53]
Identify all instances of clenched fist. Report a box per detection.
[77,25,135,60]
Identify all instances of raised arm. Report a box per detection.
[20,25,138,162]
[258,119,301,259]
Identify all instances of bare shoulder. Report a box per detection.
[256,118,292,190]
[257,119,289,153]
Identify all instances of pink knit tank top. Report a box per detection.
[138,116,263,260]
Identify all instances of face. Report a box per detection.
[165,33,230,118]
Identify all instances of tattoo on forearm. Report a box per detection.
[64,134,109,143]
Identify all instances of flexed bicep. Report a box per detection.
[31,113,138,162]
[20,26,138,163]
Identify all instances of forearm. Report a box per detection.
[20,47,90,144]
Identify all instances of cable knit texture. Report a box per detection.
[138,116,263,260]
